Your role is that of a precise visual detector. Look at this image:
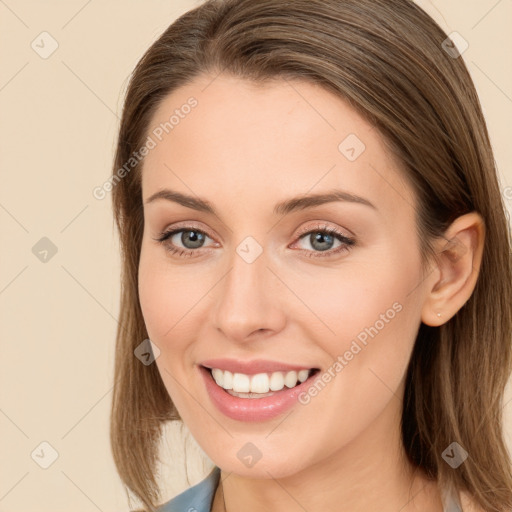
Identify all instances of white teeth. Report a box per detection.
[212,368,224,387]
[209,367,314,394]
[227,389,275,399]
[298,369,309,382]
[222,370,233,390]
[269,371,284,391]
[232,372,250,392]
[284,371,298,388]
[250,373,269,393]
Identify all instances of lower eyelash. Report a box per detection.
[299,227,355,258]
[163,246,195,257]
[154,226,355,258]
[155,228,209,258]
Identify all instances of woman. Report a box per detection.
[109,0,512,511]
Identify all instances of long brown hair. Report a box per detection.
[109,1,512,510]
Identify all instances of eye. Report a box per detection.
[153,225,216,258]
[291,223,355,258]
[153,222,356,259]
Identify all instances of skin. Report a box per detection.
[138,73,485,512]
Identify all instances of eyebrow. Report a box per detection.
[144,188,377,216]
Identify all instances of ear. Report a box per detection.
[421,212,485,326]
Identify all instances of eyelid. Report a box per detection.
[294,221,354,239]
[157,220,354,241]
[290,223,356,254]
[154,220,356,258]
[157,221,217,241]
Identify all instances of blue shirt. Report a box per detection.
[158,466,221,512]
[157,466,463,512]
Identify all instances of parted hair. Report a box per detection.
[110,1,512,510]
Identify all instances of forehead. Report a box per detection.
[140,73,415,218]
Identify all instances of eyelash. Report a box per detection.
[153,223,356,259]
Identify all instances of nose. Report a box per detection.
[211,243,286,343]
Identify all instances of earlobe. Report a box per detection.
[421,212,485,327]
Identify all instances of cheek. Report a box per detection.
[138,248,185,343]
[282,262,422,451]
[293,264,418,345]
[290,247,424,385]
[137,246,215,362]
[138,252,197,407]
[138,262,167,341]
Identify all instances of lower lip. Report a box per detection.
[199,365,320,422]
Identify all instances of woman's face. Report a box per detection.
[138,73,432,478]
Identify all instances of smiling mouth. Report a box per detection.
[203,365,321,398]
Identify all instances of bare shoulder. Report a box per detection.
[458,490,487,512]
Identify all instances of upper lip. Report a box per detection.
[200,358,319,375]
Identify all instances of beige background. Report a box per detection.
[0,1,511,511]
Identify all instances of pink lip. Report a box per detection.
[198,365,321,422]
[200,358,317,375]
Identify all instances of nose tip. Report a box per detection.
[212,257,286,343]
